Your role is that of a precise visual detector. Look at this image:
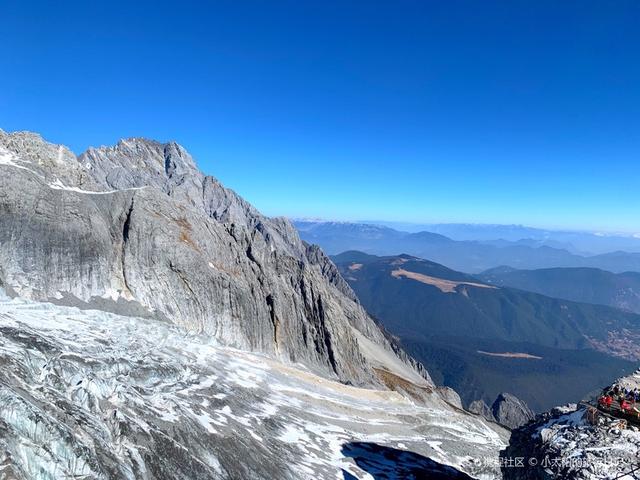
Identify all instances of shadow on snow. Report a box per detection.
[341,441,473,479]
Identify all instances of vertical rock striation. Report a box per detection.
[0,129,429,388]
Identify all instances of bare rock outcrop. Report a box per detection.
[492,392,535,429]
[469,399,495,422]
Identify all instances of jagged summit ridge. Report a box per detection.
[80,138,200,192]
[0,129,428,388]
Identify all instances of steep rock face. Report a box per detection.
[492,393,535,429]
[436,387,463,409]
[0,130,427,388]
[469,400,495,423]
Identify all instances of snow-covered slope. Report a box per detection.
[0,292,507,479]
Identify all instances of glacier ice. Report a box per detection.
[0,293,507,479]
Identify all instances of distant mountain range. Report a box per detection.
[362,222,640,255]
[480,266,640,314]
[296,221,640,274]
[332,251,639,411]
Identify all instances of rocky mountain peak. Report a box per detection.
[79,137,199,191]
[163,140,197,177]
[0,128,430,389]
[0,128,512,479]
[491,392,535,429]
[0,129,76,167]
[469,399,495,422]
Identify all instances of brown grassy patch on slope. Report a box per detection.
[391,268,496,293]
[373,367,433,401]
[477,351,543,360]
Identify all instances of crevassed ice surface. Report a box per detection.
[0,292,506,479]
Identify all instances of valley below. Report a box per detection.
[332,252,640,413]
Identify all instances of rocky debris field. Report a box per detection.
[503,402,640,479]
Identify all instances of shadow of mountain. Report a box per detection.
[341,470,359,480]
[499,427,544,480]
[341,442,473,479]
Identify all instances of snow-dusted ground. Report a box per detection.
[0,292,507,479]
[529,406,640,479]
[505,387,640,480]
[614,368,640,392]
[0,148,37,174]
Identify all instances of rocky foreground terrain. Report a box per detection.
[503,370,640,479]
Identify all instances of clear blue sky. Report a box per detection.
[2,1,639,232]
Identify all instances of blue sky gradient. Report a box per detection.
[1,1,639,232]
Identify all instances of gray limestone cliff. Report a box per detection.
[0,129,429,388]
[492,393,535,429]
[469,399,495,423]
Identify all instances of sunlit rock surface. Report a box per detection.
[0,294,508,479]
[0,129,427,387]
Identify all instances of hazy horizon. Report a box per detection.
[292,217,640,237]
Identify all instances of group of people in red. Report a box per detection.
[598,384,640,416]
